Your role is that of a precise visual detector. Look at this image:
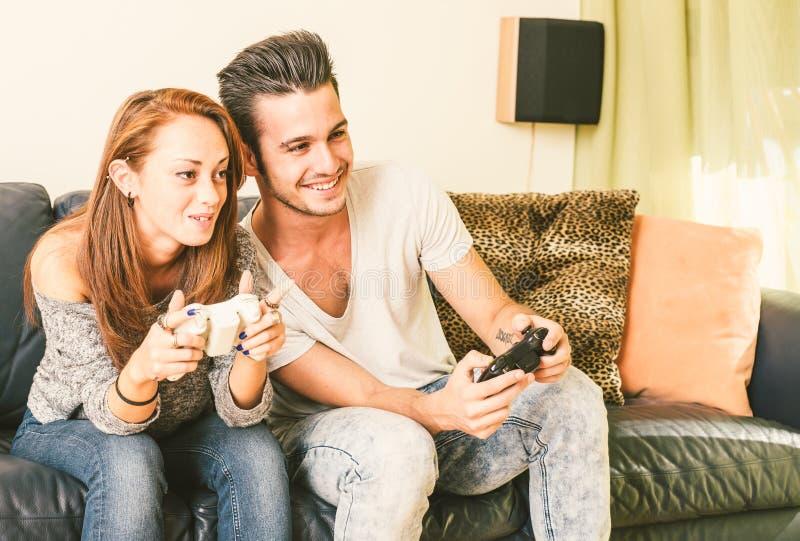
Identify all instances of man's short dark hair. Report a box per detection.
[217,30,339,165]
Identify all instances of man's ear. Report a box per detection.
[244,147,262,178]
[107,158,138,198]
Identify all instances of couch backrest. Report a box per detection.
[5,184,790,428]
[53,191,260,222]
[0,183,53,428]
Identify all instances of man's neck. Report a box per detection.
[252,190,353,318]
[251,193,349,256]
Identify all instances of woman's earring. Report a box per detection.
[127,192,134,208]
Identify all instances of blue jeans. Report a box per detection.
[11,410,291,541]
[277,366,610,541]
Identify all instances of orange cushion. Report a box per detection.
[616,215,762,416]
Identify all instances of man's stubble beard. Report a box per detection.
[262,168,347,218]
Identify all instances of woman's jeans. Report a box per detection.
[11,410,291,541]
[278,365,611,541]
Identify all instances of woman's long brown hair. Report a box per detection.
[23,88,246,370]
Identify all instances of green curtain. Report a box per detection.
[574,0,694,219]
[576,0,800,292]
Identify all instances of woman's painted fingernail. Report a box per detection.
[187,308,197,316]
[242,350,250,356]
[239,332,247,340]
[236,344,243,351]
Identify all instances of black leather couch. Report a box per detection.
[2,181,800,540]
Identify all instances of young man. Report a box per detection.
[218,31,610,541]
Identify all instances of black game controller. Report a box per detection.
[476,327,557,382]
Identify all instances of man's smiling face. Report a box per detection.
[248,82,353,217]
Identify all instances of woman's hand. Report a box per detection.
[126,290,205,384]
[228,271,293,409]
[234,271,292,362]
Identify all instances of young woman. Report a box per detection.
[11,88,291,540]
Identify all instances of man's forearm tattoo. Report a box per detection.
[495,328,515,345]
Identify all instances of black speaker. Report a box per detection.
[496,18,605,124]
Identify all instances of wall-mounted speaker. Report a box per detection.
[496,17,605,124]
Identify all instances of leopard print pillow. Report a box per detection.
[433,190,639,405]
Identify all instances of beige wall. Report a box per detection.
[1,1,577,199]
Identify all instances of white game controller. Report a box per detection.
[168,293,263,381]
[178,293,262,356]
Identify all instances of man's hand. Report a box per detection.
[509,313,572,384]
[427,247,571,385]
[419,351,535,439]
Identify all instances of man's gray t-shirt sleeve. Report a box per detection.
[413,173,474,271]
[263,309,316,373]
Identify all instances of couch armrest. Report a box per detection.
[0,183,52,428]
[748,288,800,428]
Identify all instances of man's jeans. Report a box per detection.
[278,365,610,541]
[11,410,291,541]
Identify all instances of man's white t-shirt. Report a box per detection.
[241,163,474,424]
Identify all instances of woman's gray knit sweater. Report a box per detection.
[26,227,273,438]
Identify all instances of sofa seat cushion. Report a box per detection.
[1,432,204,540]
[0,452,85,539]
[423,475,529,540]
[182,487,219,541]
[0,428,12,454]
[609,399,800,527]
[610,507,800,541]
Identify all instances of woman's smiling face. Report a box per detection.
[129,114,230,257]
